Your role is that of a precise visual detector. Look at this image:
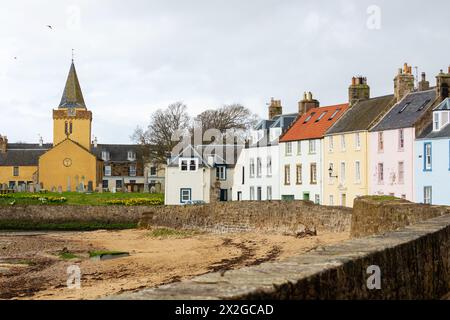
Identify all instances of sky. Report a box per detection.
[1,0,449,144]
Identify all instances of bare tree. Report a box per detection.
[132,102,190,164]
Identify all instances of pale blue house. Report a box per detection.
[415,98,450,205]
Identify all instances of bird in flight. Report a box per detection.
[14,57,17,60]
[46,25,53,29]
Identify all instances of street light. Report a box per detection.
[328,165,338,178]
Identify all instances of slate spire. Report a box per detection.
[59,61,86,108]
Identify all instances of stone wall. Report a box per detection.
[351,196,450,238]
[111,213,450,300]
[139,201,353,234]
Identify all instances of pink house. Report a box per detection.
[369,89,436,201]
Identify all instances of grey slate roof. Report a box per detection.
[92,144,144,162]
[327,94,395,134]
[419,123,450,139]
[370,89,436,132]
[254,113,297,131]
[59,62,86,109]
[167,144,243,168]
[0,143,52,166]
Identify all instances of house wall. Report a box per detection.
[164,166,212,205]
[368,128,415,201]
[323,131,369,207]
[415,138,450,205]
[279,139,323,203]
[232,145,281,201]
[0,166,37,187]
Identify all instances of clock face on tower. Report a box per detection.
[63,158,72,167]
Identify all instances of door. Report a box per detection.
[257,187,262,201]
[303,192,310,201]
[237,191,242,201]
[220,189,228,201]
[341,193,347,207]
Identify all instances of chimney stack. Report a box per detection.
[418,72,430,91]
[394,63,415,102]
[38,135,43,147]
[298,91,319,114]
[0,135,8,153]
[93,136,98,148]
[436,67,450,101]
[348,76,370,106]
[268,97,283,120]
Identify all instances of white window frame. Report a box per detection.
[341,135,346,151]
[129,164,137,177]
[424,186,432,204]
[378,163,384,184]
[378,132,384,152]
[398,161,404,184]
[249,158,255,178]
[266,156,272,177]
[216,166,226,180]
[355,132,361,150]
[297,141,302,155]
[340,161,346,184]
[398,129,405,151]
[285,142,292,156]
[284,165,291,185]
[266,186,272,200]
[309,140,316,154]
[355,161,361,183]
[104,165,112,177]
[101,151,110,161]
[180,188,192,203]
[256,157,262,177]
[179,158,198,172]
[127,151,136,161]
[250,186,255,200]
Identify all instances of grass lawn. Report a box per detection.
[0,192,164,206]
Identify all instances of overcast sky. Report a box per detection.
[1,0,449,144]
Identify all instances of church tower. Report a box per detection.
[53,61,92,150]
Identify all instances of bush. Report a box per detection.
[105,198,163,206]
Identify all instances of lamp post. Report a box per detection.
[328,165,338,178]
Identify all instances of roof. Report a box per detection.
[59,62,86,109]
[419,123,450,139]
[167,144,244,168]
[326,94,395,135]
[0,143,52,166]
[254,113,297,131]
[370,89,436,132]
[434,97,450,111]
[92,144,144,162]
[280,104,349,142]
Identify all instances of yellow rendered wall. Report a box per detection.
[53,114,92,150]
[39,139,99,191]
[323,131,369,207]
[0,166,37,185]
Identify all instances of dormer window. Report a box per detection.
[101,151,110,161]
[127,151,136,161]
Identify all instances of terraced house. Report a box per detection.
[369,67,450,201]
[415,98,450,205]
[279,93,348,204]
[323,76,395,207]
[232,98,296,201]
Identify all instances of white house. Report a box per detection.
[278,103,349,204]
[232,99,297,201]
[165,144,242,205]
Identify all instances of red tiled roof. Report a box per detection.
[279,103,349,142]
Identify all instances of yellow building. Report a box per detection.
[0,61,102,191]
[323,94,395,207]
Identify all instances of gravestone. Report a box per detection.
[51,186,56,192]
[29,184,34,193]
[87,181,93,192]
[57,186,63,194]
[78,183,85,193]
[98,183,103,193]
[67,177,71,192]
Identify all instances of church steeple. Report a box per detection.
[59,61,86,109]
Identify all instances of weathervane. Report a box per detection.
[72,48,74,62]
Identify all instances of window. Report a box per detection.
[355,133,361,150]
[101,151,110,161]
[355,161,361,183]
[398,102,410,113]
[398,162,404,184]
[304,113,315,123]
[267,156,272,176]
[328,136,334,152]
[309,140,316,154]
[102,180,108,189]
[329,109,340,120]
[216,166,226,180]
[340,162,346,184]
[424,143,432,171]
[341,193,347,206]
[434,113,440,131]
[329,195,334,206]
[401,194,406,200]
[310,163,317,184]
[250,159,255,177]
[242,166,245,184]
[129,164,137,177]
[256,158,262,177]
[257,187,262,201]
[250,186,255,200]
[285,142,292,156]
[64,121,73,135]
[127,151,136,161]
[398,129,405,150]
[150,166,157,176]
[129,180,136,184]
[418,99,431,111]
[296,164,302,185]
[13,166,19,177]
[180,158,198,171]
[284,165,291,185]
[341,135,346,151]
[315,111,327,122]
[180,188,192,203]
[104,165,112,176]
[378,132,384,152]
[297,141,302,155]
[378,163,384,184]
[267,186,272,200]
[314,194,320,205]
[116,180,122,189]
[424,186,432,204]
